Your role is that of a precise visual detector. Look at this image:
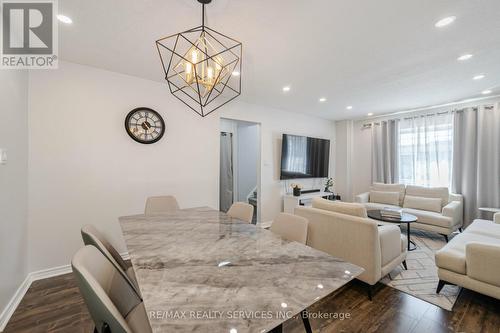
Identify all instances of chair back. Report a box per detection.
[144,195,180,215]
[81,225,140,296]
[227,202,254,223]
[72,246,142,333]
[270,213,308,244]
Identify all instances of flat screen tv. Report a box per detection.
[280,134,330,180]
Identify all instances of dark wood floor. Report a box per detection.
[4,273,500,333]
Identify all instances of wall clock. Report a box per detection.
[125,107,165,144]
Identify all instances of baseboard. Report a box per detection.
[0,264,72,332]
[0,252,129,331]
[30,264,73,282]
[0,275,31,332]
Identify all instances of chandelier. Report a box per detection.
[156,0,242,117]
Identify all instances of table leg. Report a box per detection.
[407,224,416,251]
[301,309,312,333]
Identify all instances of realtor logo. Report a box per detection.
[1,0,58,69]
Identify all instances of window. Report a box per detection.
[398,113,453,187]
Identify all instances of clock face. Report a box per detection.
[125,108,165,144]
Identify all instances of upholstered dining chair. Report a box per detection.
[227,202,254,223]
[72,245,152,333]
[270,213,309,244]
[81,225,141,297]
[144,195,180,215]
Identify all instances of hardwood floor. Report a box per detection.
[4,274,500,333]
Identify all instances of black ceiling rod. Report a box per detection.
[198,0,212,30]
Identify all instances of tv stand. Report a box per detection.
[283,191,336,214]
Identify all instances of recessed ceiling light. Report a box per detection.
[435,16,456,28]
[367,113,374,116]
[281,302,288,308]
[457,54,473,61]
[473,74,485,80]
[232,71,240,76]
[282,86,291,92]
[229,329,237,333]
[481,89,492,95]
[319,97,327,102]
[57,14,73,24]
[346,106,353,110]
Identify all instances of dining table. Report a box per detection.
[119,207,363,333]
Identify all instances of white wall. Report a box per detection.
[0,71,29,317]
[28,61,335,271]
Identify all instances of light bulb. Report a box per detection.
[191,50,198,63]
[207,67,214,80]
[185,62,192,74]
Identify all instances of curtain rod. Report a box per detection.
[358,95,500,122]
[361,103,495,129]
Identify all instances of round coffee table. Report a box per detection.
[367,210,418,251]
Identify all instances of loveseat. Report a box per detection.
[435,213,500,300]
[355,183,463,240]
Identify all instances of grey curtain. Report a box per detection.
[452,104,500,226]
[220,132,234,212]
[372,119,399,184]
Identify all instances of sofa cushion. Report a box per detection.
[312,198,367,218]
[364,202,401,211]
[369,190,400,206]
[465,219,500,239]
[403,195,442,213]
[371,183,406,206]
[402,208,452,228]
[405,185,449,208]
[435,232,500,274]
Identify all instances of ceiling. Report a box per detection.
[58,0,500,120]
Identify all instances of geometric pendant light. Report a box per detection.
[156,0,242,117]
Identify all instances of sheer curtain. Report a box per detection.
[452,104,500,226]
[398,112,453,187]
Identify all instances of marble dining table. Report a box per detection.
[119,207,363,333]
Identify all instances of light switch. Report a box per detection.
[0,149,7,165]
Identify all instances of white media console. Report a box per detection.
[283,191,335,214]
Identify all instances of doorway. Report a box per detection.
[220,119,261,224]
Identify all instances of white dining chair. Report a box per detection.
[72,245,152,333]
[144,195,180,215]
[81,225,140,297]
[227,202,254,223]
[270,213,309,244]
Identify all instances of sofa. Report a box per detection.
[295,198,407,299]
[435,213,500,300]
[355,183,464,240]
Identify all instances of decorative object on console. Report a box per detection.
[291,183,302,197]
[155,0,242,117]
[324,177,333,192]
[125,107,165,144]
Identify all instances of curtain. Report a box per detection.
[372,119,399,183]
[398,112,453,187]
[220,132,234,212]
[452,104,500,226]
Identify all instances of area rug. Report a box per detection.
[380,228,461,311]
